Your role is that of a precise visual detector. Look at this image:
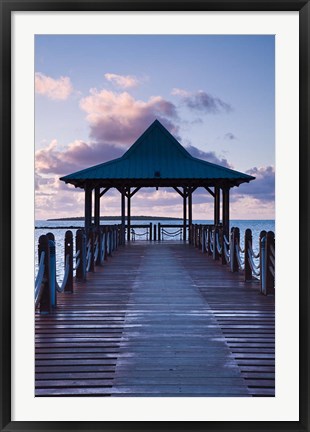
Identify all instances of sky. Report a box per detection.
[35,35,275,220]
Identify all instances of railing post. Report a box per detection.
[221,227,227,265]
[104,226,109,260]
[38,234,51,313]
[46,232,56,307]
[89,229,95,271]
[149,223,152,241]
[112,226,116,251]
[213,226,219,260]
[266,231,275,295]
[96,228,102,265]
[108,227,112,256]
[244,228,253,281]
[120,224,125,246]
[158,223,161,241]
[153,224,157,241]
[64,230,73,292]
[260,235,267,294]
[230,227,239,272]
[112,226,115,250]
[76,229,86,280]
[207,227,212,255]
[201,227,205,253]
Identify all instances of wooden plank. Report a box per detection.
[35,242,275,397]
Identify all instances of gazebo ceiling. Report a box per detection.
[60,120,255,189]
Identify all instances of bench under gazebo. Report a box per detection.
[60,119,254,241]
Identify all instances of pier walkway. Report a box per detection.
[35,242,275,397]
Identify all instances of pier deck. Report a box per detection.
[35,242,275,397]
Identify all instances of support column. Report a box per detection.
[188,188,193,243]
[94,187,100,228]
[127,188,131,242]
[214,187,220,226]
[222,187,230,236]
[84,184,92,232]
[121,189,126,243]
[183,187,187,241]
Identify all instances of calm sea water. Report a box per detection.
[35,219,275,282]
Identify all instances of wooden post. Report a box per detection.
[76,229,86,280]
[158,223,161,241]
[108,227,113,255]
[88,229,95,272]
[121,190,126,244]
[104,226,108,260]
[222,187,230,235]
[84,184,92,232]
[214,187,220,226]
[153,224,157,241]
[230,227,239,272]
[195,224,199,247]
[260,234,267,294]
[244,228,253,281]
[188,189,193,244]
[266,231,275,295]
[149,223,153,241]
[64,230,73,292]
[183,188,187,241]
[207,227,212,255]
[220,227,227,265]
[127,189,131,242]
[38,235,51,313]
[198,225,202,249]
[94,187,100,228]
[201,226,205,253]
[213,226,219,260]
[96,227,102,265]
[46,232,56,307]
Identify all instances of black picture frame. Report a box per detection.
[1,1,309,431]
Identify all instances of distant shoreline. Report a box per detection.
[47,216,182,221]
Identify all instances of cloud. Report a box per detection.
[233,165,275,202]
[185,145,232,168]
[35,73,73,100]
[35,139,124,175]
[104,73,139,88]
[224,132,236,140]
[35,170,55,190]
[79,89,179,144]
[172,88,232,114]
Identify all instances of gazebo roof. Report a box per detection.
[60,120,255,188]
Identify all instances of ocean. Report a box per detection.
[35,219,275,282]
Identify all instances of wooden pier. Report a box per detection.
[35,241,275,397]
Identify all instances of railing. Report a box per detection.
[35,224,124,313]
[196,224,275,295]
[129,223,153,241]
[126,223,187,241]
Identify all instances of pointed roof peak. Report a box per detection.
[60,120,255,187]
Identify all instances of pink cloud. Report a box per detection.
[104,73,139,88]
[172,87,232,114]
[79,89,179,144]
[35,139,124,175]
[35,72,73,100]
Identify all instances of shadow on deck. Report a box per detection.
[35,242,275,397]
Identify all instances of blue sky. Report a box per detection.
[35,35,275,220]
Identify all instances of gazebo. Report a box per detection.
[60,120,255,241]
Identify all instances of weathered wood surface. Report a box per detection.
[35,242,275,397]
